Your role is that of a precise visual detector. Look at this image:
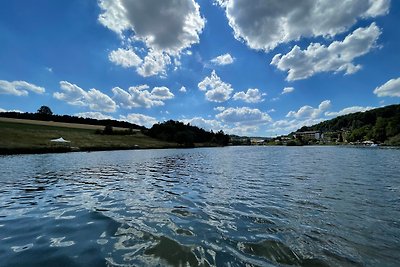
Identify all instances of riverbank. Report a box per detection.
[0,119,182,155]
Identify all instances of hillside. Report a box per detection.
[0,117,230,155]
[0,119,176,155]
[0,111,145,130]
[295,104,400,145]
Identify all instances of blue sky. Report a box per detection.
[1,0,399,136]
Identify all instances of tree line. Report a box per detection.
[0,106,145,130]
[146,120,230,147]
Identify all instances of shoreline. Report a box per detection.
[0,146,171,156]
[2,143,398,156]
[0,142,223,156]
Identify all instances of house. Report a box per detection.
[294,131,323,140]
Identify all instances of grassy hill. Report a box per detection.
[0,117,231,155]
[0,118,176,154]
[295,104,400,145]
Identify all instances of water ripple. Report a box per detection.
[0,147,399,266]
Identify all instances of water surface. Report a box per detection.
[0,146,399,266]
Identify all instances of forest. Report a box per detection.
[296,104,400,145]
[146,120,230,147]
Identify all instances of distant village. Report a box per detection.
[230,130,378,146]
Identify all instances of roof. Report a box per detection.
[50,137,70,143]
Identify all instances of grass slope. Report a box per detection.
[0,119,177,154]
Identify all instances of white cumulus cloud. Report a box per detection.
[210,53,235,65]
[109,48,142,68]
[0,80,45,96]
[0,107,24,113]
[198,70,233,102]
[182,117,223,131]
[112,84,174,109]
[269,118,326,134]
[286,100,331,119]
[233,88,265,103]
[136,50,171,77]
[271,23,381,81]
[282,87,294,94]
[214,106,225,112]
[218,0,389,51]
[325,106,375,117]
[53,81,117,113]
[373,77,400,97]
[119,113,158,128]
[75,112,115,120]
[179,86,187,93]
[216,107,272,126]
[151,86,175,100]
[99,0,205,77]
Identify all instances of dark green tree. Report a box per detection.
[103,125,113,134]
[176,131,194,147]
[37,106,53,116]
[372,117,387,142]
[337,133,343,143]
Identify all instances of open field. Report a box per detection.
[0,119,177,154]
[0,117,130,131]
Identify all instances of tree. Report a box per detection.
[176,131,194,147]
[103,125,113,135]
[37,106,53,116]
[372,117,387,142]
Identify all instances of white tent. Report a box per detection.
[50,137,71,143]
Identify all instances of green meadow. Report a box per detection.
[0,119,176,154]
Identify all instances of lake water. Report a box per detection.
[0,146,399,266]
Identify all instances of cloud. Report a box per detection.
[75,112,115,120]
[286,100,331,119]
[224,125,261,136]
[151,86,175,100]
[271,23,381,81]
[282,87,294,94]
[218,0,389,51]
[214,106,225,112]
[0,80,45,96]
[268,100,334,134]
[210,53,235,65]
[99,0,205,55]
[216,107,272,126]
[112,84,174,109]
[198,70,233,102]
[233,88,265,103]
[325,106,375,117]
[0,107,24,113]
[269,118,325,134]
[182,117,223,131]
[99,0,205,77]
[179,86,187,93]
[267,101,373,134]
[373,77,400,97]
[119,113,158,128]
[53,81,117,113]
[109,48,142,68]
[136,50,171,77]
